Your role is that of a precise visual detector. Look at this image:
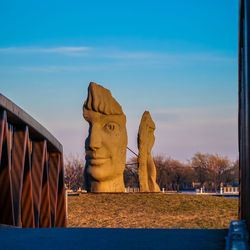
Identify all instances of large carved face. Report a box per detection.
[84,109,127,182]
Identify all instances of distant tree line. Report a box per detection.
[125,152,238,192]
[64,152,239,192]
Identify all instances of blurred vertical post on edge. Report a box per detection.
[239,0,250,230]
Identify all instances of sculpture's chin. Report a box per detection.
[86,160,125,183]
[87,163,113,182]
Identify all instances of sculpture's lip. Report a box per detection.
[87,157,110,166]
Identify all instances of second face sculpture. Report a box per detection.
[138,111,160,192]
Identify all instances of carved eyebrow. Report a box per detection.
[103,121,119,128]
[102,116,119,124]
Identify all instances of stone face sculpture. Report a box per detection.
[83,82,128,192]
[138,111,160,192]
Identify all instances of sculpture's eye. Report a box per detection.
[104,122,117,132]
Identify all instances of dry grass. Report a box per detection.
[67,193,238,229]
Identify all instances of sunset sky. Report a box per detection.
[0,0,239,162]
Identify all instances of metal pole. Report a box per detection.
[239,0,250,230]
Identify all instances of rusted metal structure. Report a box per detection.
[0,94,66,228]
[239,0,250,230]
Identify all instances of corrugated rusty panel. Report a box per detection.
[55,154,67,227]
[0,110,14,225]
[21,129,34,228]
[31,141,46,227]
[11,127,26,226]
[39,145,52,227]
[49,153,60,227]
[11,127,34,227]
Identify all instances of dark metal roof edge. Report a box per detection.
[0,93,63,153]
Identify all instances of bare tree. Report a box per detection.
[124,157,139,188]
[209,154,231,191]
[222,159,239,185]
[191,152,238,191]
[154,156,195,191]
[64,155,85,191]
[191,152,211,187]
[163,157,195,191]
[154,155,170,189]
[231,159,239,184]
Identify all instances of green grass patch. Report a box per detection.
[67,193,238,229]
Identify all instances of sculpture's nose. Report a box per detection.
[88,124,102,151]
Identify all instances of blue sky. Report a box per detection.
[0,0,239,162]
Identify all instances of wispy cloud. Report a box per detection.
[98,51,157,59]
[152,106,237,124]
[117,52,234,63]
[0,46,236,64]
[0,46,89,56]
[88,49,236,65]
[18,65,109,72]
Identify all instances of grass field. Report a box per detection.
[67,193,238,229]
